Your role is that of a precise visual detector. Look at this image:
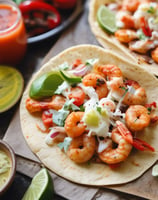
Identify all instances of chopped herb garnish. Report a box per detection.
[137,29,148,40]
[79,105,85,112]
[147,6,155,14]
[52,109,70,127]
[58,137,72,152]
[134,118,138,123]
[58,62,69,70]
[63,99,80,111]
[97,106,102,113]
[85,58,98,66]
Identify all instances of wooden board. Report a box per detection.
[4,1,158,199]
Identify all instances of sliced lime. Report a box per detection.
[60,70,82,84]
[22,168,54,200]
[29,71,64,100]
[152,164,158,177]
[97,5,117,34]
[0,66,24,113]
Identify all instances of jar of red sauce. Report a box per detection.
[0,0,27,66]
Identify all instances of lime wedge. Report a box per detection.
[0,66,24,113]
[29,71,64,100]
[22,168,54,200]
[97,5,117,34]
[60,70,82,84]
[152,164,158,177]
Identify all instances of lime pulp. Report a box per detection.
[0,66,24,113]
[97,5,117,34]
[22,168,54,200]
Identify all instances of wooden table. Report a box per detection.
[0,1,154,199]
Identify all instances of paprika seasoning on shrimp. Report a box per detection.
[0,0,27,66]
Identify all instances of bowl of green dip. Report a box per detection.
[0,140,16,195]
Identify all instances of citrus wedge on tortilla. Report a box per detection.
[97,5,117,34]
[29,71,64,100]
[0,65,24,113]
[22,168,54,200]
[60,70,81,84]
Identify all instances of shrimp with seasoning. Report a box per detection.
[26,95,66,113]
[82,73,108,99]
[64,111,86,138]
[125,105,150,132]
[94,64,122,81]
[109,77,126,100]
[98,127,132,164]
[67,134,96,163]
[151,47,158,63]
[129,40,155,54]
[122,0,141,12]
[115,29,138,43]
[123,80,147,105]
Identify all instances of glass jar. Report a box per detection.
[0,0,27,66]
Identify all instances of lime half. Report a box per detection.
[152,164,158,177]
[0,66,24,113]
[97,5,117,34]
[22,168,54,200]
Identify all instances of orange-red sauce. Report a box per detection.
[0,4,27,66]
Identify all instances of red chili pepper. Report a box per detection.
[140,16,152,37]
[133,138,155,152]
[145,101,157,109]
[19,0,61,36]
[53,0,77,10]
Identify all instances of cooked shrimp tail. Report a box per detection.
[116,121,133,144]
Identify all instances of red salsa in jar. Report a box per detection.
[0,0,27,66]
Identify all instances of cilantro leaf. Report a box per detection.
[58,137,72,152]
[52,109,70,126]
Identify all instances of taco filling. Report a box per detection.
[25,54,157,165]
[100,0,158,63]
[20,45,158,186]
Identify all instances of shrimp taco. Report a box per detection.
[20,45,158,186]
[89,0,158,75]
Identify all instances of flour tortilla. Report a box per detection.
[20,45,158,186]
[89,0,158,76]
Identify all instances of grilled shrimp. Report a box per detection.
[82,73,108,99]
[25,95,66,113]
[94,64,122,81]
[115,29,138,43]
[123,80,147,105]
[125,105,150,132]
[98,128,132,164]
[64,112,86,138]
[151,47,158,63]
[67,134,96,163]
